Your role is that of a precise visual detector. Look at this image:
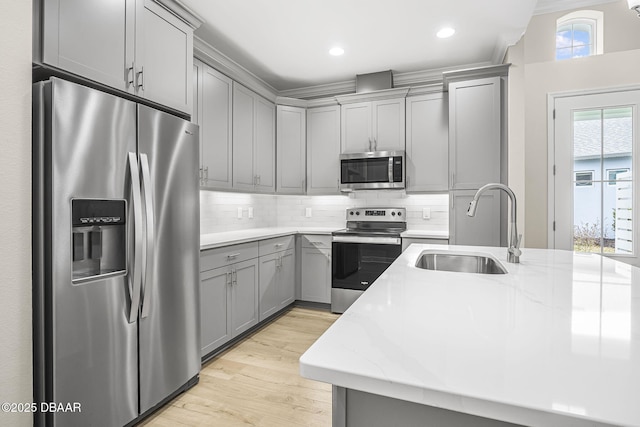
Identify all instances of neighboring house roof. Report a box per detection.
[574,117,632,159]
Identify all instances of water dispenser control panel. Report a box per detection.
[71,199,126,284]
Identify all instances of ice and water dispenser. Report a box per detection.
[71,199,126,283]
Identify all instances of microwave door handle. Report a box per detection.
[127,152,143,324]
[388,156,393,183]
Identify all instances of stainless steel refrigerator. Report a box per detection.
[33,78,200,426]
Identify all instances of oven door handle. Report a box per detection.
[332,235,401,245]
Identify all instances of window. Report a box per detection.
[575,171,594,186]
[556,10,603,60]
[607,168,630,185]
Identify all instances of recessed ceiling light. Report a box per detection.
[436,27,455,38]
[329,47,345,56]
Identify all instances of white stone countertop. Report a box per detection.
[401,229,449,239]
[201,228,449,250]
[200,227,338,250]
[299,244,640,427]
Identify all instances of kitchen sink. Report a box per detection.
[415,251,507,274]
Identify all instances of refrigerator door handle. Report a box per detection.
[140,153,155,319]
[127,152,143,323]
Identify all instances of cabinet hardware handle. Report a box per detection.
[127,63,135,87]
[374,138,377,151]
[227,253,241,260]
[199,167,203,182]
[204,166,209,181]
[368,138,372,152]
[226,271,232,286]
[275,243,284,248]
[136,66,144,91]
[232,269,237,285]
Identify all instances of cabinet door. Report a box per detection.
[341,102,372,153]
[406,94,449,192]
[450,190,502,246]
[201,64,233,189]
[307,106,341,194]
[200,267,232,357]
[231,259,259,337]
[278,249,296,309]
[258,253,279,321]
[372,99,405,152]
[135,0,193,114]
[277,106,306,194]
[301,247,331,303]
[255,98,276,192]
[41,0,134,92]
[232,83,256,190]
[449,77,502,190]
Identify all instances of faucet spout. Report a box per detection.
[467,183,522,263]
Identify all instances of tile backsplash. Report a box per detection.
[200,190,449,234]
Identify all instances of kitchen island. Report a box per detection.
[299,244,640,427]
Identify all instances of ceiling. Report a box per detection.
[179,0,619,92]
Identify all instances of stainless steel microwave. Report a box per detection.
[340,151,405,191]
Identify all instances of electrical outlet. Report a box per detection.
[422,208,431,220]
[248,207,254,219]
[237,207,243,219]
[305,207,312,218]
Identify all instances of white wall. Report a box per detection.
[0,1,33,426]
[506,0,640,248]
[200,190,449,234]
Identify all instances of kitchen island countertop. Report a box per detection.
[300,244,640,427]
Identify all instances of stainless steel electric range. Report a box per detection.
[331,208,406,313]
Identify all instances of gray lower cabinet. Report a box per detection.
[258,249,295,321]
[200,266,231,357]
[200,243,259,358]
[301,235,332,304]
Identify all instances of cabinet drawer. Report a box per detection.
[301,234,332,249]
[258,235,295,256]
[201,242,258,272]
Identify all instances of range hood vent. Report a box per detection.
[356,70,393,93]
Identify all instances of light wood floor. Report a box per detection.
[140,307,339,427]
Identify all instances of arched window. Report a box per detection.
[556,10,604,60]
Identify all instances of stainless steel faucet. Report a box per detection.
[467,183,522,263]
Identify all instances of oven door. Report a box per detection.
[331,235,402,292]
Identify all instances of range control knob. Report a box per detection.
[356,211,360,215]
[397,212,402,217]
[350,211,354,215]
[391,212,396,216]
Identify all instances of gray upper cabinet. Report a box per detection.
[307,105,341,194]
[276,105,307,194]
[448,77,502,190]
[37,0,198,114]
[233,82,275,193]
[406,93,449,192]
[135,0,194,114]
[193,59,233,189]
[341,98,405,154]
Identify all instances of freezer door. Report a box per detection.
[34,78,139,427]
[137,104,200,414]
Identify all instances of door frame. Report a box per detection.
[548,84,640,255]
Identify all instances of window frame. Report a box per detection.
[556,10,604,61]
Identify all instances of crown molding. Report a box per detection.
[533,0,618,15]
[155,0,205,29]
[194,36,278,102]
[442,63,511,90]
[274,96,309,108]
[279,80,356,100]
[334,88,410,105]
